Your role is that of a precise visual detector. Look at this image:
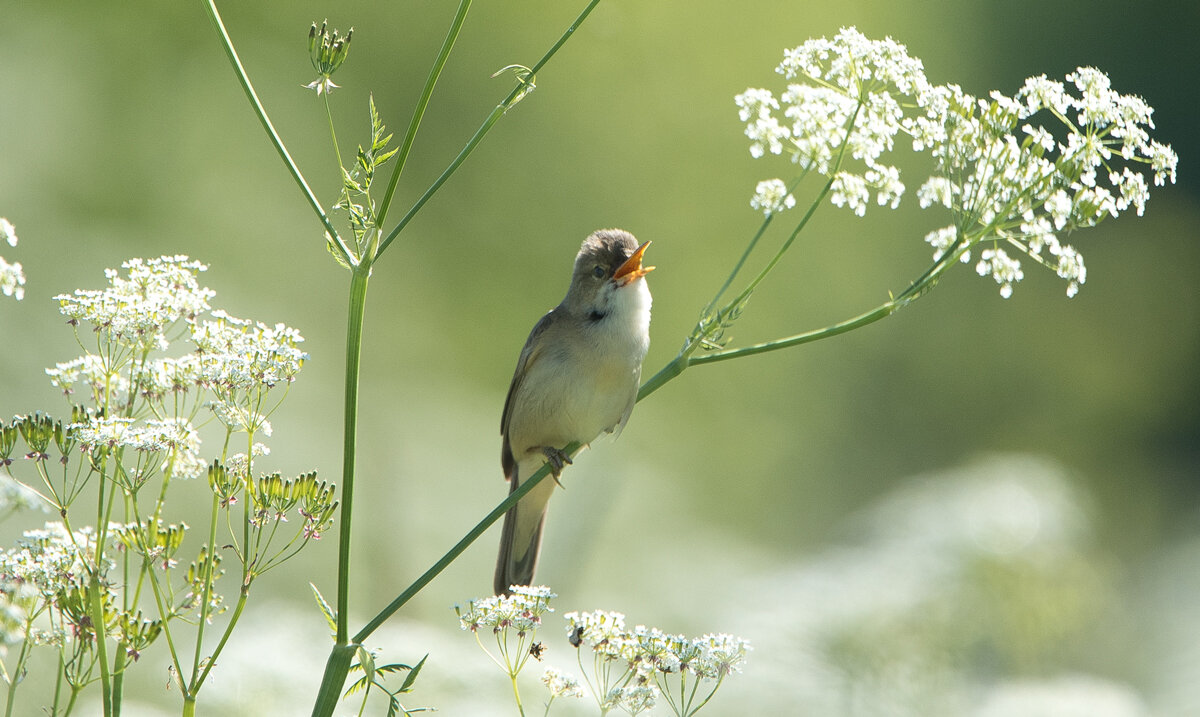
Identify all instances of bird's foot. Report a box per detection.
[541,447,572,487]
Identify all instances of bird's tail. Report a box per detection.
[494,461,555,595]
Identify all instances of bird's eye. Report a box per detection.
[591,265,605,279]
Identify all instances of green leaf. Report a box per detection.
[357,645,377,681]
[399,654,427,693]
[310,583,338,635]
[374,147,398,167]
[342,674,369,697]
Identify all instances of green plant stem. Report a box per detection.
[691,232,966,365]
[509,671,526,717]
[201,0,354,265]
[310,643,358,717]
[375,0,473,231]
[63,686,81,716]
[111,653,125,717]
[324,93,345,178]
[335,265,371,648]
[88,572,112,717]
[3,635,30,717]
[191,587,250,692]
[354,445,576,643]
[187,492,224,693]
[375,102,504,257]
[693,297,903,365]
[729,172,830,309]
[375,0,603,257]
[701,213,775,318]
[310,5,606,713]
[309,447,573,717]
[90,454,118,717]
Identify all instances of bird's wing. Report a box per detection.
[501,308,557,481]
[610,363,642,439]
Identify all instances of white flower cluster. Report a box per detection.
[70,416,206,480]
[192,310,307,390]
[606,684,659,715]
[56,256,214,351]
[541,666,584,700]
[45,257,308,483]
[565,609,750,716]
[455,584,556,635]
[750,179,796,216]
[47,354,132,403]
[456,584,559,695]
[0,217,24,301]
[0,219,16,247]
[566,609,751,681]
[737,27,1179,297]
[0,522,118,614]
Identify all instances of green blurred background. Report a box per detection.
[1,0,1198,715]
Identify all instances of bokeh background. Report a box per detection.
[2,1,1198,715]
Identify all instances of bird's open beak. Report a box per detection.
[612,241,655,286]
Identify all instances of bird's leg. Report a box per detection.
[541,447,573,487]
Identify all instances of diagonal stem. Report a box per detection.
[375,0,603,257]
[201,0,355,266]
[375,0,474,232]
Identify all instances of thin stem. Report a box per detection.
[375,0,474,231]
[187,492,223,691]
[310,4,604,714]
[324,93,345,179]
[376,0,603,257]
[701,213,775,318]
[353,446,576,644]
[694,300,898,365]
[63,685,81,717]
[88,572,112,717]
[375,103,505,257]
[201,0,354,266]
[635,354,688,404]
[684,675,723,716]
[722,102,860,316]
[699,166,813,321]
[90,454,113,717]
[509,671,526,717]
[111,652,126,717]
[143,550,187,689]
[728,171,831,308]
[191,587,250,690]
[336,266,371,646]
[690,243,959,366]
[3,633,31,717]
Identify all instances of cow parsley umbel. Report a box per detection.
[0,256,329,715]
[736,27,1178,298]
[564,609,750,716]
[456,585,559,715]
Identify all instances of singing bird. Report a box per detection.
[495,229,653,595]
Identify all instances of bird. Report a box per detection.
[494,229,653,595]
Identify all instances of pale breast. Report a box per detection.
[507,275,651,461]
